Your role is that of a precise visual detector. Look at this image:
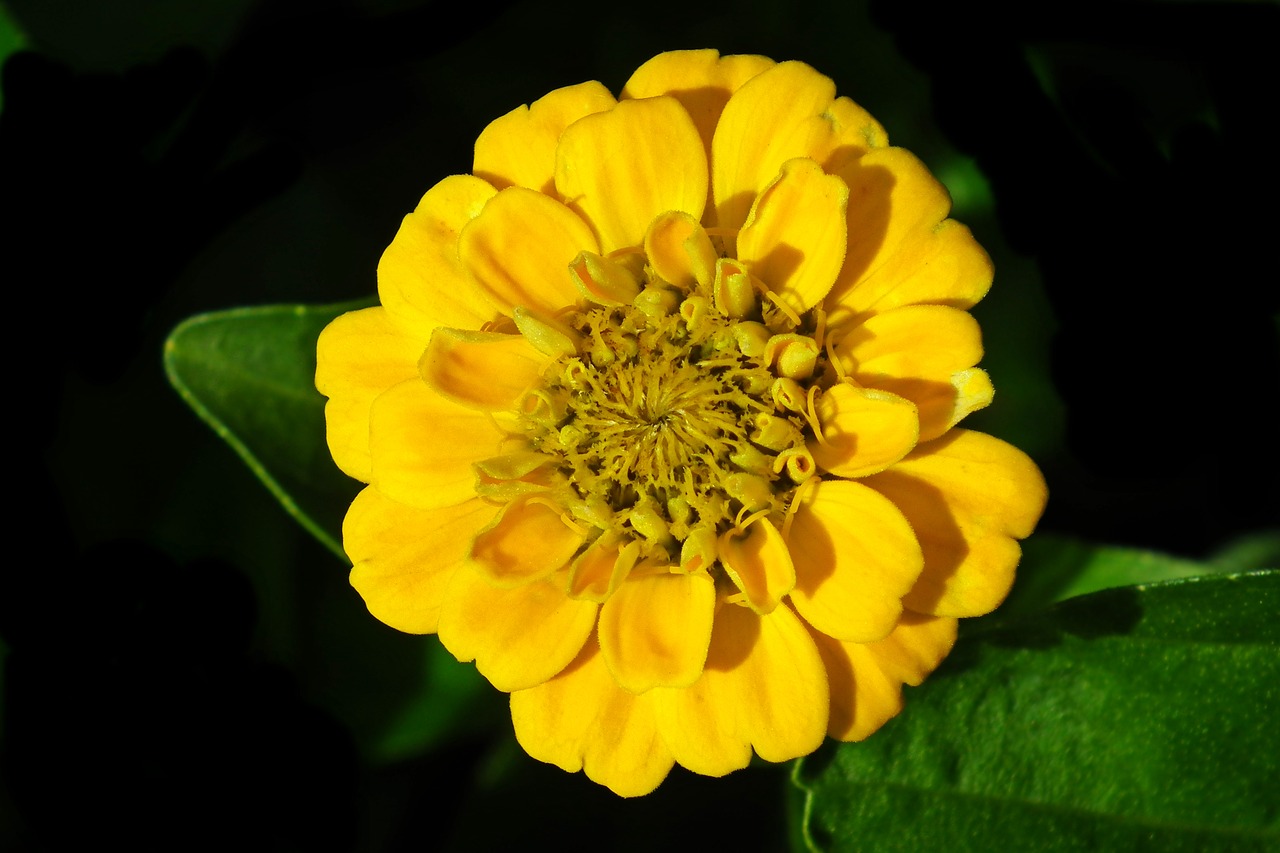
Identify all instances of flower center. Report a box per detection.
[514,243,832,567]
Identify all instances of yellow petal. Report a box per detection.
[367,377,503,509]
[864,429,1048,617]
[643,210,717,291]
[555,96,708,253]
[458,187,597,316]
[511,639,674,797]
[469,497,585,587]
[568,534,639,602]
[621,49,775,163]
[808,383,920,478]
[787,478,923,642]
[833,304,986,441]
[419,328,548,411]
[718,518,796,614]
[598,569,716,693]
[473,81,617,195]
[344,487,495,634]
[712,61,886,230]
[652,602,828,775]
[377,175,499,335]
[737,158,848,315]
[808,611,957,741]
[316,306,424,482]
[437,567,598,692]
[824,156,993,317]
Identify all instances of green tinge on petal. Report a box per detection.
[598,569,716,693]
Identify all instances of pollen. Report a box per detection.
[512,240,829,566]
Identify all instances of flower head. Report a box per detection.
[316,50,1047,796]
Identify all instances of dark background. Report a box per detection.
[1,0,1277,850]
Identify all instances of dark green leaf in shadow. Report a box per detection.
[164,302,367,560]
[795,571,1280,852]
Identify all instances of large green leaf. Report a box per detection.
[164,302,364,559]
[795,571,1280,852]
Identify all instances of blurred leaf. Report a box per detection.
[0,2,28,112]
[795,571,1280,852]
[999,533,1246,617]
[164,302,366,560]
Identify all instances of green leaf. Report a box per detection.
[164,302,366,560]
[795,571,1280,852]
[1000,533,1243,617]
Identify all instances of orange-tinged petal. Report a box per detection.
[808,383,920,478]
[568,534,639,602]
[808,611,957,741]
[473,81,617,195]
[458,187,597,316]
[787,478,923,642]
[344,487,495,634]
[653,603,827,775]
[598,569,715,693]
[378,175,499,335]
[712,61,885,230]
[555,96,708,253]
[621,49,775,161]
[419,328,548,411]
[511,639,674,797]
[718,518,796,614]
[316,306,423,482]
[437,567,597,692]
[864,429,1047,617]
[367,377,503,509]
[737,158,848,315]
[469,497,585,587]
[644,210,717,291]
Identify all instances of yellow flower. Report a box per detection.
[316,49,1047,796]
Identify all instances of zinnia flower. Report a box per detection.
[316,49,1047,796]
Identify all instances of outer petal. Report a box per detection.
[598,569,716,693]
[737,158,848,314]
[511,639,675,797]
[712,61,886,230]
[824,148,993,320]
[834,305,986,441]
[808,611,958,741]
[458,187,598,316]
[437,567,598,692]
[808,383,920,478]
[378,175,499,335]
[367,377,504,509]
[473,81,617,195]
[864,429,1048,617]
[469,497,586,587]
[316,306,423,482]
[653,602,828,775]
[555,96,708,253]
[419,328,549,411]
[344,488,495,634]
[621,49,775,159]
[787,478,924,642]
